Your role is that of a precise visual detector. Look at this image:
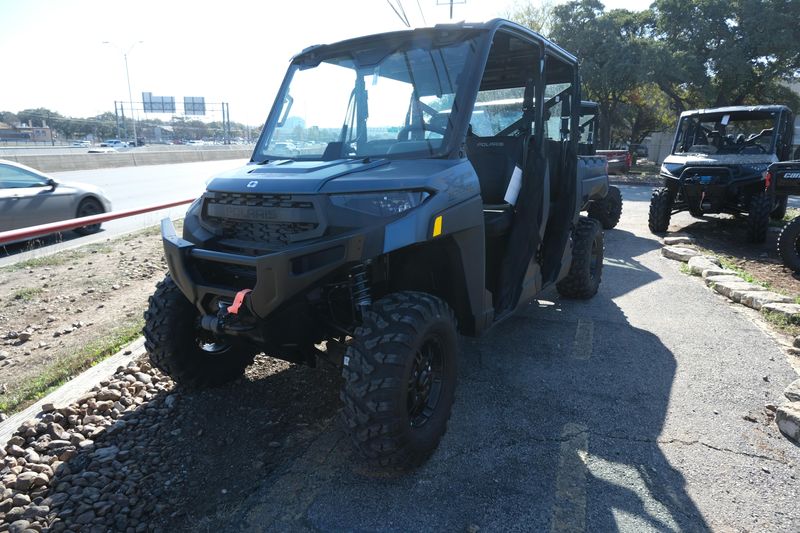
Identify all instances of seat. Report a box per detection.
[465,136,525,237]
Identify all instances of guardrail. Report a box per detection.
[0,198,195,246]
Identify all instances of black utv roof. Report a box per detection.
[679,105,791,120]
[292,19,577,90]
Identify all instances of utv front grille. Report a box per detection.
[203,192,322,246]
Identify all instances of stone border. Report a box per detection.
[659,237,800,444]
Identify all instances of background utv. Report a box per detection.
[648,105,794,242]
[144,19,606,469]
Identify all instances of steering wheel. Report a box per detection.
[397,115,448,141]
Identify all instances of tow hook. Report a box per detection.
[200,289,255,335]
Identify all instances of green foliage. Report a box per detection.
[508,0,800,149]
[649,0,800,111]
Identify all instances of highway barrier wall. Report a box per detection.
[3,147,252,173]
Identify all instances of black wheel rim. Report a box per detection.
[407,335,444,428]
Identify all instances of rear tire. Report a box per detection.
[587,185,623,229]
[771,194,788,221]
[340,291,458,470]
[746,193,772,243]
[648,187,672,233]
[143,275,257,388]
[556,217,603,299]
[778,217,800,272]
[74,198,104,235]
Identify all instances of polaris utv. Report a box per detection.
[578,101,623,229]
[649,105,795,242]
[144,19,605,469]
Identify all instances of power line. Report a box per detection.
[416,0,427,25]
[386,0,410,27]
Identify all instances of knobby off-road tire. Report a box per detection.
[74,198,104,235]
[143,275,256,388]
[778,217,800,272]
[746,193,772,243]
[648,187,672,234]
[587,185,623,229]
[556,217,604,299]
[771,194,788,221]
[341,291,458,470]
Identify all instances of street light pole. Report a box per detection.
[104,41,143,145]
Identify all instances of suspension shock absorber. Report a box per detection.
[349,262,372,318]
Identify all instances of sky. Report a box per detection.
[0,0,647,126]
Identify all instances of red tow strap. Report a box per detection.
[227,289,252,315]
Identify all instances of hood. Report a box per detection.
[206,158,477,196]
[662,153,777,176]
[663,153,777,167]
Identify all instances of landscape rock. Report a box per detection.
[729,285,767,303]
[776,403,800,444]
[661,245,701,262]
[713,281,760,300]
[8,520,31,533]
[762,302,800,323]
[704,275,742,286]
[663,235,695,245]
[687,255,721,276]
[785,379,800,402]
[701,267,738,278]
[740,291,793,311]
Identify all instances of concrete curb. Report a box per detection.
[0,337,146,448]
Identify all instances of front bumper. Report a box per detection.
[160,218,367,319]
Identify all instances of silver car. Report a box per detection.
[0,159,112,236]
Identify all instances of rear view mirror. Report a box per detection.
[277,95,294,127]
[46,178,57,190]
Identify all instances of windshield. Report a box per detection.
[673,111,779,156]
[255,36,480,161]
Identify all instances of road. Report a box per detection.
[187,185,798,532]
[0,158,248,267]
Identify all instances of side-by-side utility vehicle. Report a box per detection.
[649,105,795,242]
[144,19,606,469]
[578,101,623,229]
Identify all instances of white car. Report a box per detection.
[100,139,128,148]
[0,159,113,239]
[71,140,91,147]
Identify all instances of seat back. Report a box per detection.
[465,136,524,204]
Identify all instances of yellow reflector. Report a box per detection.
[433,215,443,237]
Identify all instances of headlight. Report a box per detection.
[661,163,682,176]
[330,191,430,217]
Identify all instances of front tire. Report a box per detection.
[74,198,104,235]
[648,187,672,233]
[771,194,788,221]
[746,193,772,243]
[143,275,257,388]
[340,291,458,470]
[778,217,800,272]
[587,185,623,229]
[556,217,604,299]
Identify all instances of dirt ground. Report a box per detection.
[0,226,171,414]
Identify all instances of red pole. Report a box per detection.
[0,198,195,245]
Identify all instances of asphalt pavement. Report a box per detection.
[204,186,799,532]
[0,159,248,267]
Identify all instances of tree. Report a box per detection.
[548,1,648,148]
[505,0,555,35]
[649,0,800,109]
